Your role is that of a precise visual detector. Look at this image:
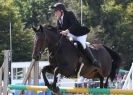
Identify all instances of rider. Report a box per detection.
[51,3,101,68]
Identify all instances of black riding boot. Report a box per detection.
[84,48,101,68]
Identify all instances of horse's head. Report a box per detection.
[32,25,47,60]
[32,25,59,60]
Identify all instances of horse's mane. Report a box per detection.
[42,24,57,32]
[40,24,62,41]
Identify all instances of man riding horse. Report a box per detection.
[32,3,121,92]
[51,3,101,68]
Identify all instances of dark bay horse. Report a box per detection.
[32,25,121,93]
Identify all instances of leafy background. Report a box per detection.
[0,0,133,70]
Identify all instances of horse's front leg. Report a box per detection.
[52,67,60,93]
[100,77,104,88]
[104,76,109,88]
[41,65,54,89]
[52,67,60,87]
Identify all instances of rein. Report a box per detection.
[46,35,64,59]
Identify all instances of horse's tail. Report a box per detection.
[103,45,121,81]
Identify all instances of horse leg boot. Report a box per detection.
[84,48,101,68]
[52,67,60,94]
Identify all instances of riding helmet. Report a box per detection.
[51,3,66,11]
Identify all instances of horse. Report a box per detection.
[32,25,121,93]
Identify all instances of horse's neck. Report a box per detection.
[47,37,60,52]
[47,36,65,52]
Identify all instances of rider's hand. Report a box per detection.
[60,29,69,36]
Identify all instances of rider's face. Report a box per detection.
[54,10,61,19]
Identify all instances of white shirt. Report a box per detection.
[59,15,64,25]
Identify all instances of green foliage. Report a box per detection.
[14,0,55,28]
[0,0,133,70]
[86,0,133,69]
[12,28,33,62]
[0,0,33,65]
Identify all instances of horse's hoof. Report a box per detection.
[53,86,60,94]
[104,84,108,88]
[47,85,53,91]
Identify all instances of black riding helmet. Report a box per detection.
[51,3,66,12]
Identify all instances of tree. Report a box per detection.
[0,0,33,66]
[14,0,55,28]
[85,0,133,69]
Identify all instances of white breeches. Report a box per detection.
[67,33,89,49]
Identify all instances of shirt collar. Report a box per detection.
[60,15,64,20]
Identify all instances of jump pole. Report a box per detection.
[8,85,133,94]
[0,50,11,95]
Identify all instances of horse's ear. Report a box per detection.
[32,26,37,32]
[40,25,44,32]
